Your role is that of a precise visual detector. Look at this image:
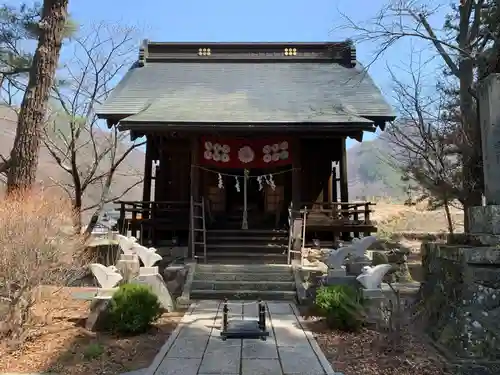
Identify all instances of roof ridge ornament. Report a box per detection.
[138,39,149,67]
[346,39,357,68]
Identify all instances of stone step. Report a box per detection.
[191,280,296,291]
[200,252,288,263]
[189,289,297,301]
[206,243,288,250]
[196,263,292,273]
[206,235,288,242]
[194,271,294,282]
[208,229,289,236]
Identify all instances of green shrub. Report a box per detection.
[107,283,162,335]
[314,285,365,332]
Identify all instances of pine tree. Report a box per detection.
[6,0,70,193]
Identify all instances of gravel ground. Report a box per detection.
[304,318,452,375]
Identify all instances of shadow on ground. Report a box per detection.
[41,309,185,375]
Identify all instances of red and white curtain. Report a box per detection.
[199,136,292,169]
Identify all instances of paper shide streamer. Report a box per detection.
[217,173,224,189]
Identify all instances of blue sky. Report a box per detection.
[10,0,448,148]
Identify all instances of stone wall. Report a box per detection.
[420,243,500,364]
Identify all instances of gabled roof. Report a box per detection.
[96,41,395,132]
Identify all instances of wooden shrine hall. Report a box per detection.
[96,41,395,263]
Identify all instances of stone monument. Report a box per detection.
[356,264,393,325]
[115,234,140,282]
[417,74,500,372]
[345,236,377,275]
[132,244,175,312]
[86,263,123,330]
[356,264,393,291]
[469,74,500,244]
[324,247,349,277]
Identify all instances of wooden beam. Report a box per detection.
[339,138,349,240]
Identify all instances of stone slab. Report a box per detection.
[176,323,213,338]
[468,205,500,235]
[327,268,346,278]
[325,275,358,286]
[242,338,279,359]
[85,299,109,331]
[198,341,241,374]
[267,302,294,315]
[290,303,341,375]
[273,326,309,347]
[154,357,202,375]
[278,346,326,375]
[164,335,209,358]
[478,74,500,205]
[241,358,283,375]
[149,300,342,375]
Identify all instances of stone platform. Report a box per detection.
[147,300,341,375]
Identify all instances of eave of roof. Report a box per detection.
[96,40,396,131]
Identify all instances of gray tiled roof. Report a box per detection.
[97,61,394,126]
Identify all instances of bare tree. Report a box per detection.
[382,56,464,234]
[0,191,87,347]
[341,0,500,230]
[42,23,144,234]
[6,0,69,193]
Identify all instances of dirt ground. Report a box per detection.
[0,286,184,375]
[369,201,464,282]
[304,319,452,375]
[373,200,464,235]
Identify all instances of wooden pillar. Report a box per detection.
[189,136,200,258]
[327,162,333,203]
[142,135,153,212]
[154,136,164,202]
[332,165,338,202]
[292,138,301,208]
[190,136,200,201]
[339,137,349,240]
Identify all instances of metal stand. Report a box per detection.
[242,169,249,230]
[220,299,269,341]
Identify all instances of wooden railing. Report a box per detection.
[115,200,190,243]
[298,201,374,223]
[295,201,376,238]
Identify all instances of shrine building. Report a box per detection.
[96,41,395,263]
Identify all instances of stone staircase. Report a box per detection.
[189,263,297,301]
[205,229,289,263]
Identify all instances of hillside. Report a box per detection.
[347,135,406,200]
[1,107,407,205]
[0,106,144,214]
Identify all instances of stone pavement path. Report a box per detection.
[148,300,341,375]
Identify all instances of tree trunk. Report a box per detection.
[460,59,483,232]
[443,199,455,235]
[72,195,83,233]
[6,0,69,193]
[457,2,483,232]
